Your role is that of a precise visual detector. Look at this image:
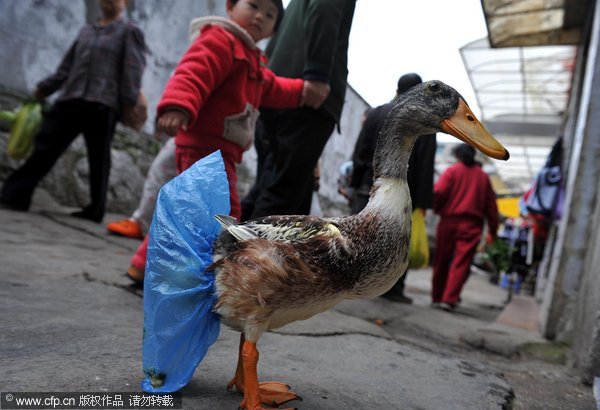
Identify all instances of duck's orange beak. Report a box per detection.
[441,99,510,161]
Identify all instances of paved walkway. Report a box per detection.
[0,190,535,409]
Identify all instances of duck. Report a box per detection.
[143,80,509,410]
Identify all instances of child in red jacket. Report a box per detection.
[127,0,326,283]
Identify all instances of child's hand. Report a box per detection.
[302,80,330,109]
[157,110,189,136]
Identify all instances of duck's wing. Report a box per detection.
[215,214,343,243]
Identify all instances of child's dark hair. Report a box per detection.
[230,0,285,31]
[453,143,476,166]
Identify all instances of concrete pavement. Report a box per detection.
[0,190,517,409]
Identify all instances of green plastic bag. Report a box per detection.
[7,102,42,160]
[408,209,430,269]
[0,110,16,125]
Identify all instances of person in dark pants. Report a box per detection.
[0,0,146,223]
[242,0,356,220]
[350,73,437,303]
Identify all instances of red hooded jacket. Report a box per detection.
[157,19,304,164]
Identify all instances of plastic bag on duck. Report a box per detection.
[142,150,230,393]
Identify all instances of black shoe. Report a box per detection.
[381,293,413,304]
[71,209,103,223]
[0,197,29,211]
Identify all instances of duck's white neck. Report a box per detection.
[364,178,411,217]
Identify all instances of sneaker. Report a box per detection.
[440,302,456,312]
[126,265,145,285]
[107,219,143,239]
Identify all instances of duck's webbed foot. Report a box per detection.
[258,381,302,407]
[227,333,245,393]
[239,340,301,410]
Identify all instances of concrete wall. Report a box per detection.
[566,1,600,381]
[570,174,600,382]
[537,0,600,382]
[318,86,370,214]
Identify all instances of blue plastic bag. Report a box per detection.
[142,150,230,393]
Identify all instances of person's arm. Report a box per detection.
[350,110,379,189]
[407,134,437,209]
[157,26,235,124]
[260,67,304,109]
[260,68,330,110]
[303,0,347,84]
[36,37,78,97]
[433,167,453,214]
[120,24,147,107]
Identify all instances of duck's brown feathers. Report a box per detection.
[210,205,411,331]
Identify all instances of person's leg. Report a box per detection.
[431,219,456,303]
[127,234,148,284]
[175,146,241,221]
[349,191,369,215]
[441,220,482,306]
[131,235,149,272]
[1,101,82,210]
[250,108,335,218]
[381,267,412,303]
[78,102,118,222]
[126,145,241,283]
[241,114,272,221]
[131,137,177,234]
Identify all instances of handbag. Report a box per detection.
[120,90,148,131]
[408,209,430,269]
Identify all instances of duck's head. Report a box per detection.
[391,80,509,161]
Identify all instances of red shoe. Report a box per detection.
[126,265,145,284]
[106,219,143,239]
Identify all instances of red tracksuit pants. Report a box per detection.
[431,217,483,305]
[131,146,241,272]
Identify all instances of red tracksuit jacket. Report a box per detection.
[434,161,499,234]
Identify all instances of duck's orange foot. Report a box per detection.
[227,375,244,393]
[238,381,301,409]
[259,381,302,407]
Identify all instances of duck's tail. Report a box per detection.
[142,151,230,393]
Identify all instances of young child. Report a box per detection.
[127,0,324,283]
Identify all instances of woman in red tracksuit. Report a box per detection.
[126,0,327,283]
[431,144,499,310]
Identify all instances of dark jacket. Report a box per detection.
[265,0,356,123]
[37,17,146,111]
[351,102,437,209]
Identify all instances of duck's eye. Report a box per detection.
[429,82,439,92]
